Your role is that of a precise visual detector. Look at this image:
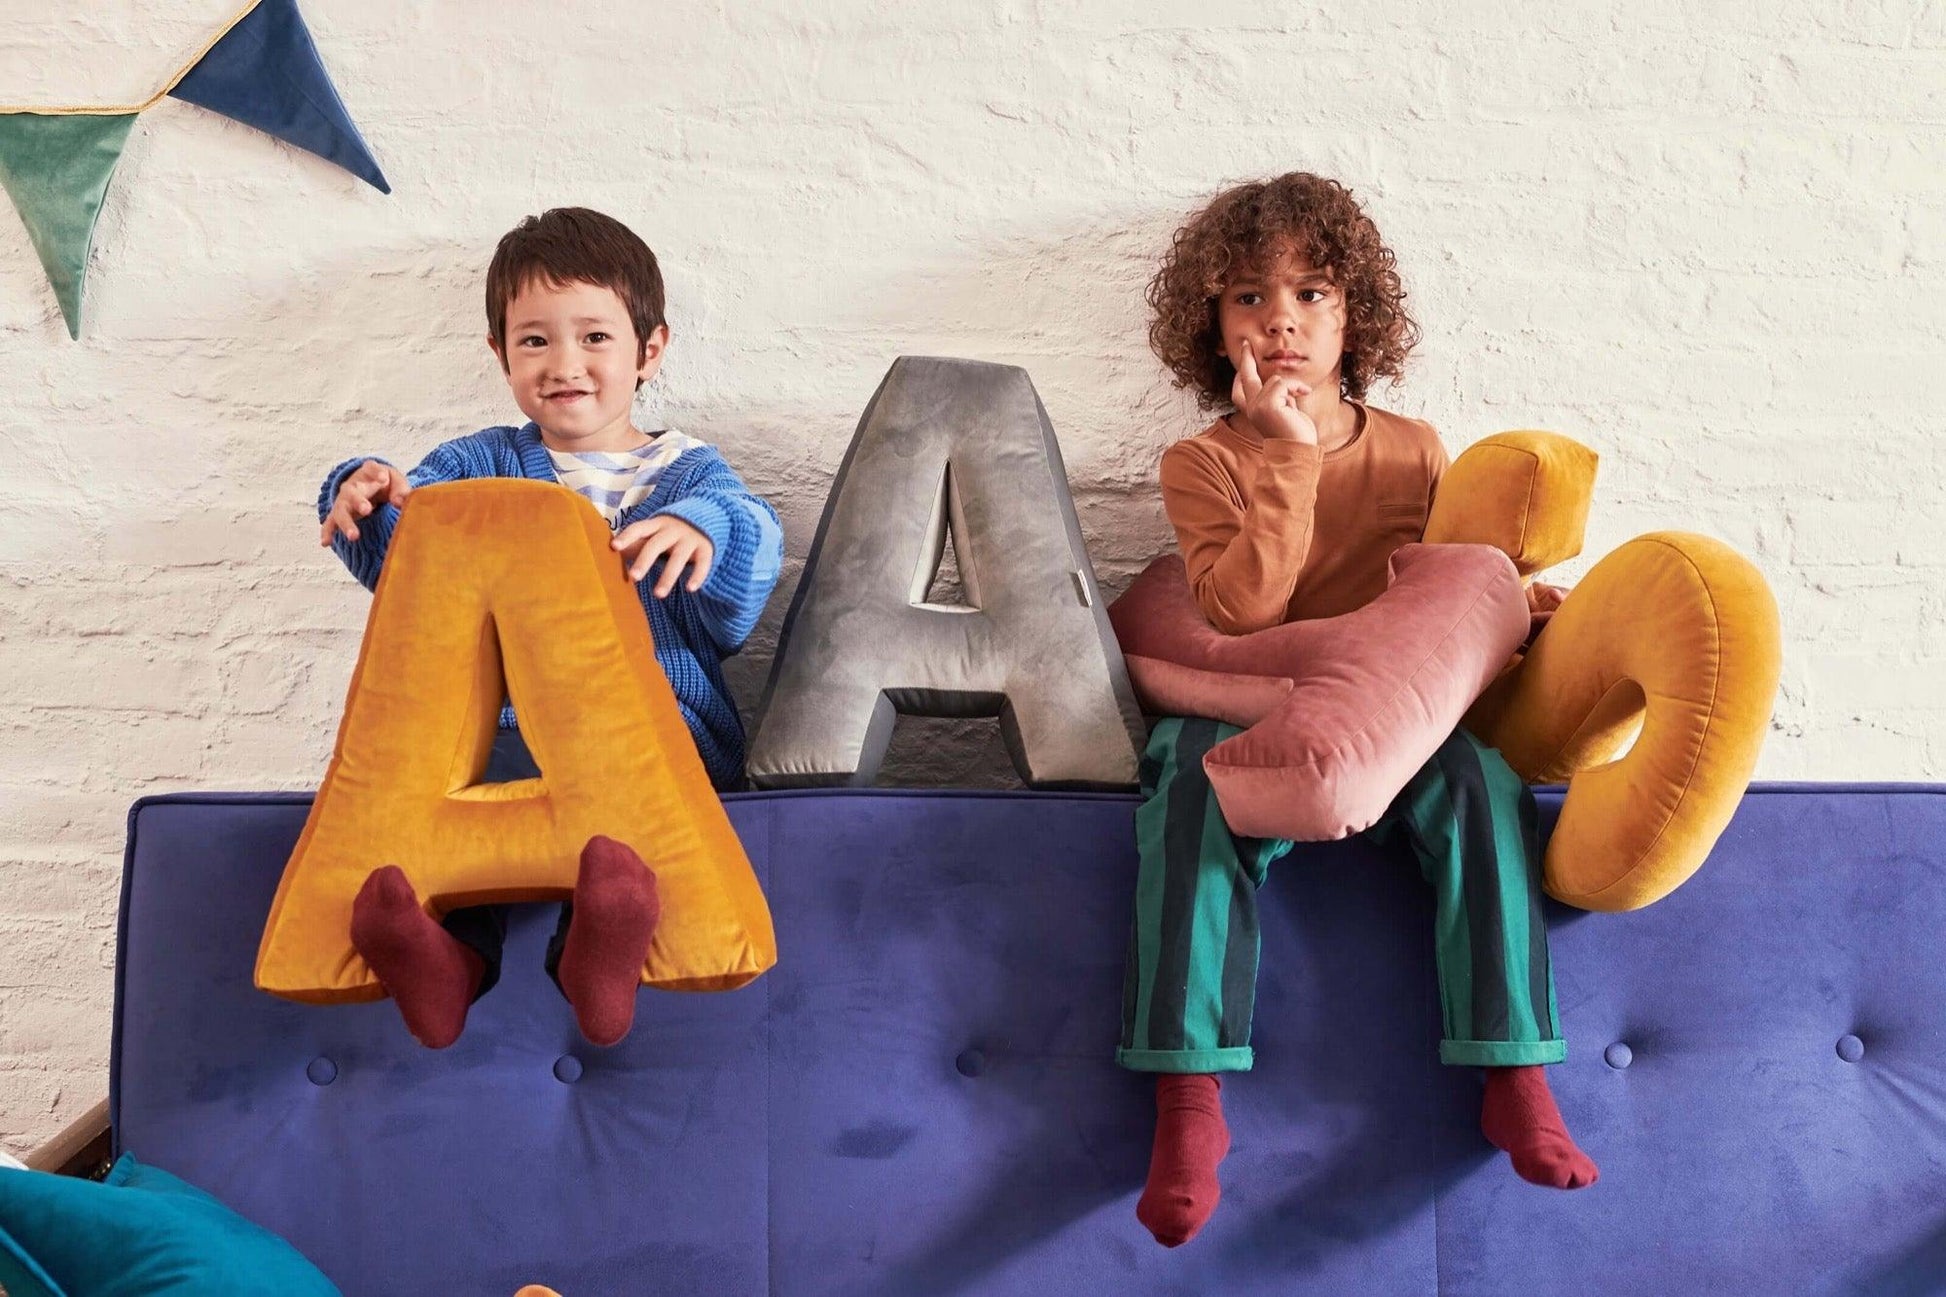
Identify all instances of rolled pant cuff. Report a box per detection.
[1441,1039,1568,1067]
[1116,1046,1254,1074]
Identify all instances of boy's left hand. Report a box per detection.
[612,516,714,597]
[1526,581,1568,641]
[1528,581,1568,616]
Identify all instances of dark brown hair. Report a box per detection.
[485,207,666,364]
[1147,173,1418,406]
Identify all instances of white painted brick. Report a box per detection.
[6,641,218,714]
[0,0,1942,1152]
[0,792,130,847]
[100,509,297,568]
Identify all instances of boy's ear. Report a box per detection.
[637,323,671,380]
[487,334,509,373]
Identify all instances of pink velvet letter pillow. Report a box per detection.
[1107,545,1529,841]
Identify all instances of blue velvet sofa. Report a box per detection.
[110,784,1946,1295]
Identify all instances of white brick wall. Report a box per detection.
[1,0,1941,1155]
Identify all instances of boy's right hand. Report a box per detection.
[1232,339,1318,445]
[320,461,413,546]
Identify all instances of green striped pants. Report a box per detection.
[1118,717,1565,1072]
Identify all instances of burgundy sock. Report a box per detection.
[557,836,661,1047]
[1136,1073,1231,1247]
[349,865,483,1050]
[1481,1065,1599,1189]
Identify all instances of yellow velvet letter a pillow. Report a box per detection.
[256,479,776,1002]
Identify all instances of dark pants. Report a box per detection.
[441,728,573,1000]
[1118,718,1564,1072]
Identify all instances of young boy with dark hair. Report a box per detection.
[317,206,782,1050]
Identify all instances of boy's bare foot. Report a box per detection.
[557,836,660,1047]
[350,865,483,1049]
[1136,1073,1230,1247]
[1481,1065,1599,1189]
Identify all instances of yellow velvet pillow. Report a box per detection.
[1464,531,1782,911]
[256,480,777,1002]
[1424,434,1779,911]
[1424,430,1598,576]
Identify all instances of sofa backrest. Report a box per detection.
[112,786,1946,1295]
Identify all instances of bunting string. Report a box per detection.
[0,0,388,338]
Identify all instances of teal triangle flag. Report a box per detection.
[0,112,136,339]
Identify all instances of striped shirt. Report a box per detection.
[545,430,707,528]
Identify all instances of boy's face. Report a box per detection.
[1216,247,1348,398]
[489,277,668,451]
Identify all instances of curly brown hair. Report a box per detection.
[1147,173,1418,407]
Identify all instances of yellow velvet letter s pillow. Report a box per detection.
[1426,432,1782,911]
[256,480,776,1001]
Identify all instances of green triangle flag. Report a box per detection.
[0,112,136,339]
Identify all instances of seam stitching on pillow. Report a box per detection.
[1208,568,1517,778]
[1573,537,1726,904]
[1510,446,1539,566]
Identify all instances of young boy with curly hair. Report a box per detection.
[1121,173,1591,1248]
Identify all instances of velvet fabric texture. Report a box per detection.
[167,0,390,193]
[117,786,1946,1294]
[1424,431,1782,910]
[255,479,775,1001]
[1421,430,1597,575]
[0,1155,339,1297]
[1115,427,1779,909]
[1109,544,1530,841]
[0,112,135,338]
[1465,531,1783,910]
[747,356,1146,790]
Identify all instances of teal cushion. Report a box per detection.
[0,1154,339,1296]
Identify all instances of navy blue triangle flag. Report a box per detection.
[169,0,389,193]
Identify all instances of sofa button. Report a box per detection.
[306,1057,338,1086]
[955,1049,986,1078]
[554,1055,584,1084]
[1837,1034,1865,1063]
[1603,1043,1632,1070]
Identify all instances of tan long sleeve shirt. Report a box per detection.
[1159,404,1451,633]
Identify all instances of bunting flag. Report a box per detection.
[0,0,387,339]
[0,113,135,339]
[169,0,389,195]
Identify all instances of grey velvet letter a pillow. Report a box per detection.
[747,356,1144,789]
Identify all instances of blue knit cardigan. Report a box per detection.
[319,423,783,787]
